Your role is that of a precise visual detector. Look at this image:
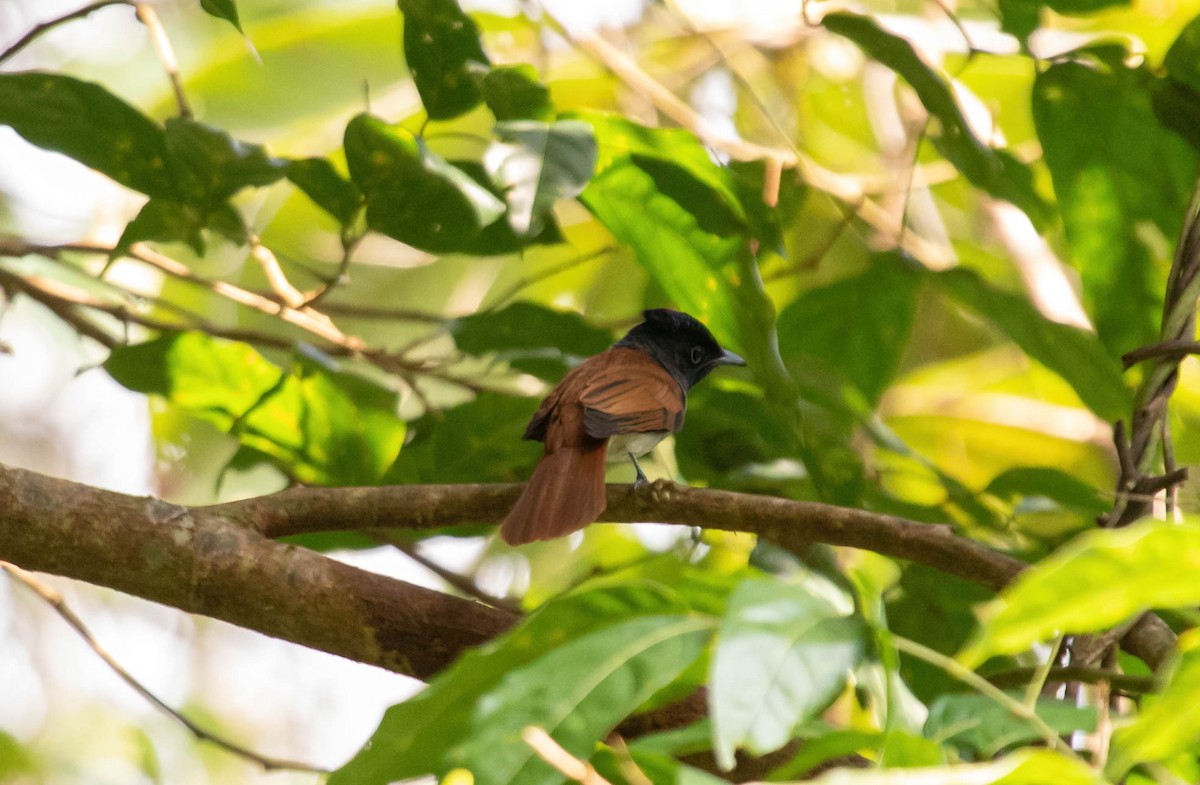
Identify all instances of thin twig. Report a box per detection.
[0,0,131,65]
[891,634,1081,757]
[1120,339,1200,368]
[133,3,191,118]
[0,561,327,773]
[374,532,521,613]
[1023,635,1063,707]
[987,665,1156,695]
[485,245,616,311]
[248,235,306,308]
[301,231,362,308]
[522,727,613,785]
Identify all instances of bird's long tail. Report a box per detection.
[500,441,607,545]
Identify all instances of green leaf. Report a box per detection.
[0,72,176,199]
[399,0,490,120]
[385,393,541,484]
[594,747,728,785]
[925,693,1096,757]
[329,582,693,785]
[777,253,921,406]
[103,332,404,484]
[800,750,1102,785]
[822,13,1051,227]
[580,156,784,389]
[115,199,207,257]
[578,112,747,223]
[454,615,713,785]
[931,268,1131,422]
[1109,628,1200,777]
[451,302,612,378]
[985,467,1108,518]
[286,157,363,225]
[200,0,244,33]
[709,577,865,770]
[164,117,286,212]
[886,565,995,704]
[1034,60,1195,354]
[482,64,554,121]
[961,521,1200,666]
[344,113,505,252]
[485,120,597,236]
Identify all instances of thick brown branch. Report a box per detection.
[0,465,516,680]
[212,479,1175,670]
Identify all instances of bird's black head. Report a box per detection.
[616,308,746,391]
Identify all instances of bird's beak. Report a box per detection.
[715,349,747,367]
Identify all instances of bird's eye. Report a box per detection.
[690,346,704,364]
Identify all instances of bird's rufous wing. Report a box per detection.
[578,348,684,438]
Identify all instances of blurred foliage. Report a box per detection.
[4,0,1200,782]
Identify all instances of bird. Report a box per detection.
[500,308,746,545]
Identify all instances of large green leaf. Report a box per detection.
[1109,628,1200,778]
[580,156,784,390]
[803,750,1102,785]
[344,113,504,252]
[329,582,693,785]
[886,565,995,704]
[709,577,866,770]
[482,64,554,121]
[925,693,1095,757]
[399,0,490,120]
[385,393,541,484]
[451,302,612,379]
[103,332,404,484]
[164,117,286,212]
[0,72,177,199]
[822,13,1051,227]
[114,199,208,257]
[454,615,713,785]
[931,268,1131,422]
[777,254,921,406]
[961,521,1200,666]
[485,120,597,236]
[1034,60,1195,354]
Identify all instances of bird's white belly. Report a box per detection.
[607,431,668,462]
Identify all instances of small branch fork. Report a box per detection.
[0,560,326,774]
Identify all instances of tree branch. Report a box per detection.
[0,464,1176,687]
[0,464,517,680]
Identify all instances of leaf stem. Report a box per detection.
[890,634,1081,759]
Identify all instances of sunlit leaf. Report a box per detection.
[103,332,404,484]
[399,0,490,120]
[932,268,1131,422]
[961,521,1200,666]
[710,577,865,770]
[925,692,1095,757]
[482,65,554,121]
[0,72,177,199]
[823,13,1051,227]
[286,157,363,225]
[580,156,783,389]
[1034,60,1195,354]
[1109,628,1200,777]
[344,113,505,252]
[485,120,597,236]
[329,582,694,785]
[200,0,245,33]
